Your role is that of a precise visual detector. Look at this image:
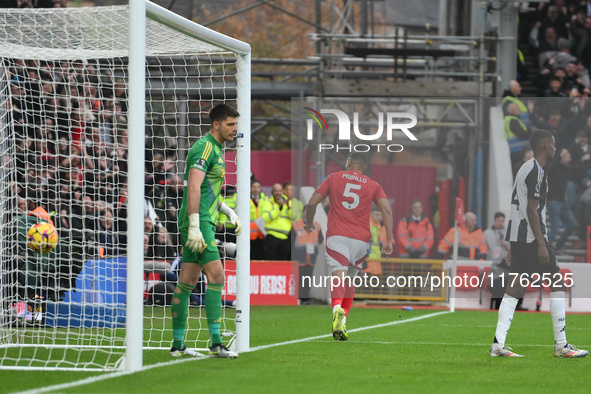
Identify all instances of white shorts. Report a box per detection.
[325,235,369,275]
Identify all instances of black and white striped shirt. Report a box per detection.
[506,157,548,243]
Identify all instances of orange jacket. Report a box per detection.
[292,218,323,265]
[29,206,54,227]
[397,216,434,256]
[436,225,488,260]
[250,196,266,240]
[250,221,265,240]
[292,218,321,246]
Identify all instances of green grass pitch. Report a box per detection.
[1,306,589,393]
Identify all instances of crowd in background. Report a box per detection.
[10,1,591,304]
[503,1,591,258]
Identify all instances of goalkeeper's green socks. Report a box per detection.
[171,281,193,349]
[205,283,223,346]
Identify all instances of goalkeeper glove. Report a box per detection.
[220,202,242,236]
[186,213,207,253]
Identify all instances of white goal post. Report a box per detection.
[0,0,250,371]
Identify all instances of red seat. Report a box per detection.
[455,266,481,290]
[144,272,162,300]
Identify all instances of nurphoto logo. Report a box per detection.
[303,107,418,152]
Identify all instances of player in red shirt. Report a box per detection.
[305,152,393,340]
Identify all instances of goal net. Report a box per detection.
[0,2,251,371]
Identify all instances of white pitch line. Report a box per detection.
[247,310,450,352]
[323,340,591,347]
[12,356,205,394]
[14,310,449,394]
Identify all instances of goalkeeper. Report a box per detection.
[170,104,242,358]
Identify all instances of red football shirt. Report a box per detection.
[316,170,388,242]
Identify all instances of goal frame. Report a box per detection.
[0,0,250,372]
[125,0,251,372]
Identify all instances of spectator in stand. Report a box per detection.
[368,207,384,261]
[397,199,434,259]
[483,212,527,311]
[553,67,568,88]
[284,181,303,222]
[562,62,581,93]
[367,206,394,274]
[541,39,578,75]
[580,164,591,237]
[144,197,160,229]
[95,208,120,258]
[561,88,587,120]
[292,205,323,303]
[94,154,120,204]
[435,212,488,260]
[483,212,510,310]
[504,102,533,157]
[531,24,558,53]
[546,148,578,255]
[501,80,530,122]
[216,185,237,244]
[153,175,183,247]
[540,98,588,149]
[152,226,178,260]
[143,230,174,282]
[144,215,156,240]
[261,183,291,260]
[144,234,151,258]
[544,76,568,98]
[569,129,591,163]
[249,179,267,260]
[530,3,568,51]
[81,194,97,239]
[568,130,591,220]
[574,62,591,93]
[570,12,591,66]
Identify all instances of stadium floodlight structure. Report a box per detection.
[0,0,250,371]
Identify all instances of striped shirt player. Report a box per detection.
[490,130,588,358]
[305,152,393,342]
[505,157,548,244]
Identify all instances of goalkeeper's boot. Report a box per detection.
[209,344,238,358]
[332,307,345,340]
[554,343,589,358]
[170,346,201,357]
[489,346,523,357]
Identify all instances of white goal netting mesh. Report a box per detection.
[0,5,240,370]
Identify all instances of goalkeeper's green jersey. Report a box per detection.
[178,133,225,229]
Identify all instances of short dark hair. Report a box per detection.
[282,181,292,190]
[554,67,567,75]
[209,103,240,124]
[494,211,505,219]
[411,198,422,206]
[347,152,368,167]
[530,129,554,153]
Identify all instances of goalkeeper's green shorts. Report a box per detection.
[179,222,220,265]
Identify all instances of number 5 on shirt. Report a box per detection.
[342,183,361,209]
